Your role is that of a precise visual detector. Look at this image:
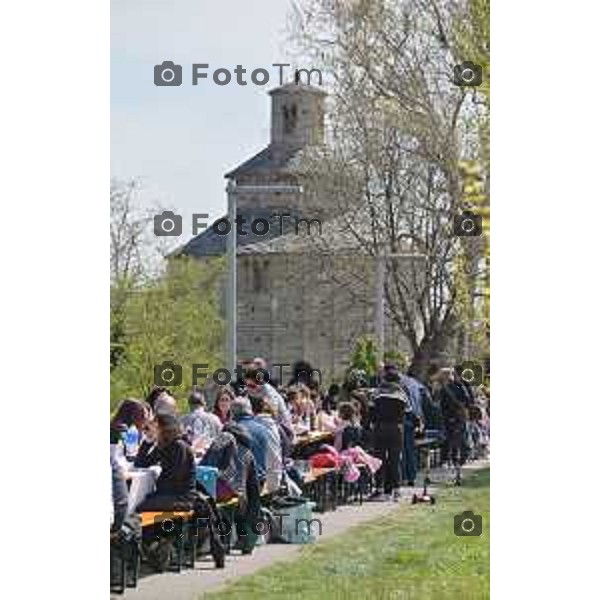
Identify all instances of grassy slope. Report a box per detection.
[207,469,490,600]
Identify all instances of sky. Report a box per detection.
[111,0,303,245]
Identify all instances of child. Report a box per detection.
[334,402,364,451]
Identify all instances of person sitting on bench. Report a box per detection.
[248,393,283,494]
[110,398,152,445]
[135,414,196,512]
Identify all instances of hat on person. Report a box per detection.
[231,396,253,418]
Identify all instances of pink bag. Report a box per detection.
[338,454,360,482]
[344,446,382,474]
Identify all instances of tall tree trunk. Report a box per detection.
[408,330,455,382]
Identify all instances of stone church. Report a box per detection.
[175,83,414,383]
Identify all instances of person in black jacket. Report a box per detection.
[368,371,408,501]
[453,366,476,408]
[135,414,197,511]
[434,368,469,484]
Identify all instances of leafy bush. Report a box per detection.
[110,257,225,410]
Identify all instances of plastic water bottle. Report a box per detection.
[304,413,311,431]
[124,425,139,459]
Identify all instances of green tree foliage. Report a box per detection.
[110,257,225,411]
[111,258,224,418]
[349,336,379,377]
[291,0,490,377]
[110,180,225,410]
[454,1,490,360]
[454,0,490,107]
[383,349,408,370]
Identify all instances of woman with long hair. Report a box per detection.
[110,398,152,444]
[213,385,235,425]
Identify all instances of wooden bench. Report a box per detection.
[140,510,194,528]
[139,510,196,572]
[301,467,338,512]
[338,463,371,506]
[110,528,140,595]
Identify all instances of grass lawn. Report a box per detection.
[207,468,490,600]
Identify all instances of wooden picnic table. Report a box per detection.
[291,430,334,460]
[293,430,334,447]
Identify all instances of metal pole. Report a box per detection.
[375,255,385,362]
[224,181,303,375]
[226,179,237,375]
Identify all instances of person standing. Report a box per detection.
[398,370,425,487]
[434,368,469,484]
[369,368,408,501]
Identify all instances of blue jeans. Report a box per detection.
[401,413,418,483]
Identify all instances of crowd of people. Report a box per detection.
[110,356,490,564]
